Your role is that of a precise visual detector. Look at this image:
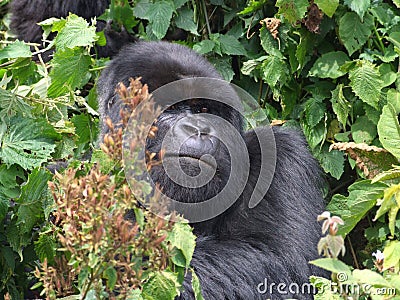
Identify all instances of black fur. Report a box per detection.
[10,0,136,60]
[98,41,326,299]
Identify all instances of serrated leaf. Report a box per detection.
[276,0,309,23]
[339,12,373,55]
[146,1,174,39]
[317,149,345,180]
[351,115,377,144]
[34,234,56,264]
[259,26,285,58]
[314,0,339,18]
[302,119,326,150]
[166,222,196,268]
[0,164,24,202]
[218,35,246,56]
[209,56,235,82]
[349,60,383,109]
[0,116,60,170]
[133,0,152,19]
[327,180,387,236]
[309,51,349,79]
[54,14,97,51]
[142,271,179,300]
[71,113,98,145]
[305,97,325,127]
[260,55,289,88]
[193,40,215,55]
[0,40,32,60]
[0,88,32,119]
[17,168,52,235]
[378,103,400,160]
[48,48,92,98]
[175,7,198,35]
[343,0,371,21]
[0,193,9,223]
[331,84,350,127]
[295,29,315,71]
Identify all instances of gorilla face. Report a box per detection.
[145,99,242,204]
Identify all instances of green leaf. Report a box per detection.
[304,97,325,127]
[142,271,179,300]
[166,222,196,268]
[351,115,377,144]
[0,40,32,60]
[34,234,56,264]
[275,0,309,23]
[54,14,97,51]
[71,113,98,145]
[175,7,198,35]
[259,26,284,58]
[314,0,339,18]
[352,269,391,286]
[327,180,387,236]
[133,0,152,19]
[0,88,32,119]
[16,168,52,234]
[377,103,400,159]
[309,51,349,79]
[343,0,371,21]
[373,184,400,236]
[311,276,342,300]
[104,266,118,290]
[0,116,60,170]
[317,149,345,180]
[331,84,350,127]
[48,48,92,98]
[349,60,383,109]
[295,29,315,71]
[208,56,235,82]
[310,258,352,276]
[192,40,215,55]
[260,56,289,88]
[146,1,174,39]
[218,35,246,56]
[339,12,374,55]
[0,193,9,223]
[383,240,400,271]
[302,119,326,150]
[191,271,204,300]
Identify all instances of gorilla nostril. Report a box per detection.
[181,123,201,136]
[175,116,216,138]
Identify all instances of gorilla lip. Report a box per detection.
[163,153,217,169]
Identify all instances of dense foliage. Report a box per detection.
[0,0,400,299]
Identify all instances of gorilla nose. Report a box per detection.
[173,115,220,157]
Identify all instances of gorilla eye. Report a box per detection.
[201,107,208,113]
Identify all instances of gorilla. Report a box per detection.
[9,0,135,60]
[98,41,326,299]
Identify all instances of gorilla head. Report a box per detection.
[98,41,326,299]
[99,42,250,208]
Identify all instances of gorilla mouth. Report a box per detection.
[163,153,218,169]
